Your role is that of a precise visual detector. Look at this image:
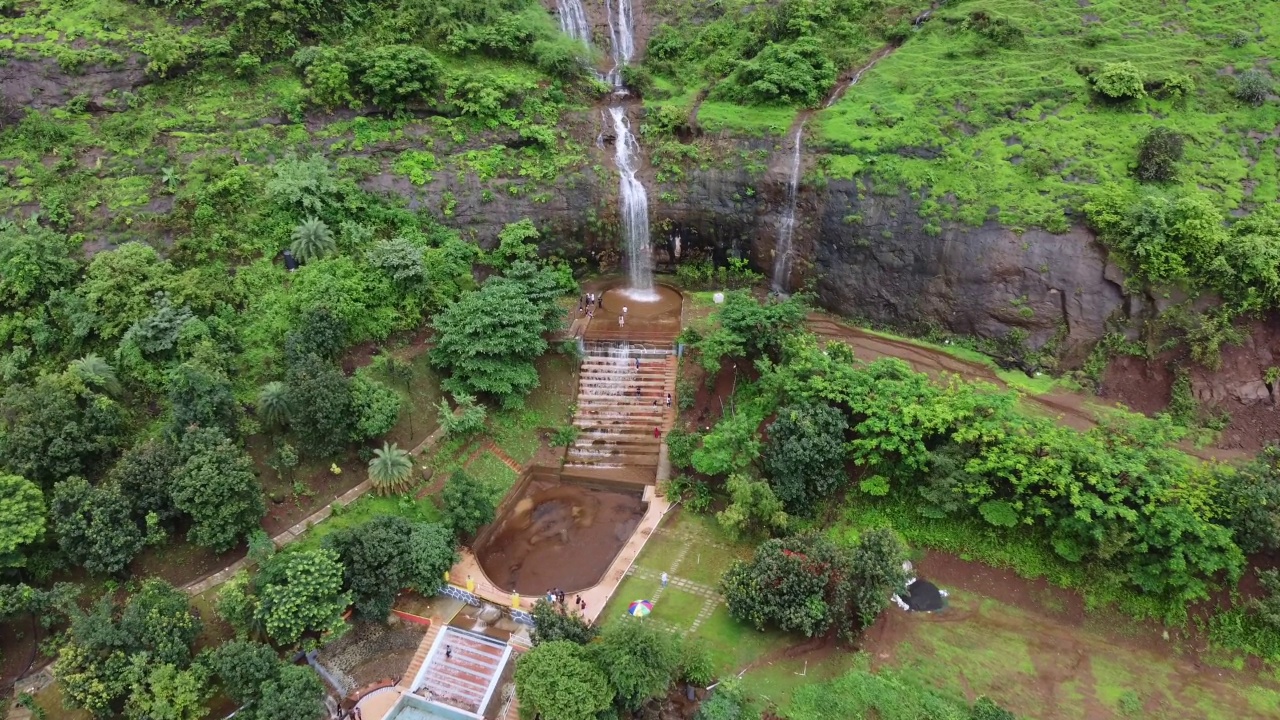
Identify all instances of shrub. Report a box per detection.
[440,470,496,540]
[1135,127,1184,182]
[1091,61,1146,100]
[719,38,836,107]
[1234,69,1272,106]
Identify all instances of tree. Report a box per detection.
[1091,61,1146,100]
[173,427,265,553]
[720,38,836,106]
[285,352,353,457]
[209,639,280,706]
[169,362,239,436]
[253,548,350,646]
[441,469,496,540]
[491,219,541,271]
[696,678,748,720]
[438,392,487,436]
[124,661,210,720]
[256,381,290,428]
[70,354,121,395]
[0,474,45,568]
[717,473,788,540]
[0,369,127,487]
[1234,69,1272,106]
[530,599,598,645]
[51,476,143,575]
[1218,448,1280,553]
[111,437,182,527]
[55,579,201,716]
[360,44,444,108]
[267,153,340,215]
[591,619,682,711]
[368,442,414,496]
[1135,127,1184,182]
[367,236,427,284]
[763,402,850,515]
[216,571,259,639]
[515,640,614,720]
[284,307,348,362]
[429,278,550,407]
[406,521,457,595]
[839,528,910,635]
[722,536,832,638]
[74,241,174,339]
[0,218,79,310]
[325,515,415,620]
[255,664,327,720]
[350,373,402,441]
[290,218,336,264]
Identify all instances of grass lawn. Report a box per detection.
[291,493,443,551]
[595,506,1280,718]
[466,451,518,497]
[633,532,687,574]
[651,588,706,628]
[489,352,577,465]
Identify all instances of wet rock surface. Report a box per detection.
[0,55,148,111]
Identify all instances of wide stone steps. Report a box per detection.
[566,342,678,479]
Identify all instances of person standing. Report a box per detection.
[618,315,625,328]
[653,426,661,439]
[661,572,669,588]
[665,393,672,408]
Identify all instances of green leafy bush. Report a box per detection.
[1135,127,1184,182]
[1234,69,1272,106]
[1091,61,1146,100]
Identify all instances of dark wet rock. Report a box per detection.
[0,55,148,111]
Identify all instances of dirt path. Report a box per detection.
[805,313,1252,462]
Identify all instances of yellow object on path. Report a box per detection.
[511,593,520,609]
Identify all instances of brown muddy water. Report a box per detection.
[474,479,646,594]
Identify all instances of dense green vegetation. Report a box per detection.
[815,0,1280,231]
[685,325,1263,607]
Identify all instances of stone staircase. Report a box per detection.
[565,342,676,481]
[397,620,440,689]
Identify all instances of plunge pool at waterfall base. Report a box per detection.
[473,478,646,596]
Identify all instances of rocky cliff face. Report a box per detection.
[806,180,1126,360]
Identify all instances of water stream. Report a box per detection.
[608,107,655,299]
[604,0,636,87]
[771,123,805,294]
[557,0,592,47]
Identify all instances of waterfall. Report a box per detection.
[557,0,592,47]
[602,0,655,299]
[604,0,636,87]
[609,106,656,299]
[771,123,805,294]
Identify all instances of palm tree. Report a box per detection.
[368,442,415,496]
[256,381,290,428]
[290,218,336,264]
[70,354,120,395]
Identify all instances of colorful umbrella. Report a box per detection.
[627,600,653,617]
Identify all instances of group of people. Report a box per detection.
[579,292,603,319]
[546,587,588,614]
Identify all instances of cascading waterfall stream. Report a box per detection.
[600,0,655,299]
[557,0,592,47]
[604,0,636,87]
[609,106,656,299]
[771,123,805,294]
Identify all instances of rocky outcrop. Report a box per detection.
[807,180,1126,360]
[0,55,148,111]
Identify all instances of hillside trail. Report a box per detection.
[805,312,1251,463]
